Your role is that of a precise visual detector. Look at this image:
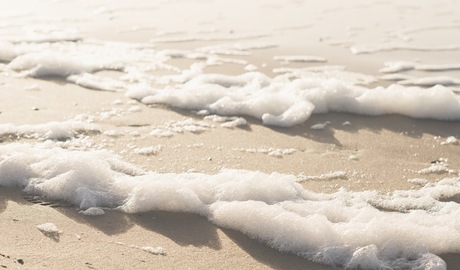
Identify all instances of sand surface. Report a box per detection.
[1,0,460,269]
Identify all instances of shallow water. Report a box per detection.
[0,0,460,269]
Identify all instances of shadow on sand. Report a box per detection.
[159,106,460,148]
[266,112,460,147]
[130,211,222,249]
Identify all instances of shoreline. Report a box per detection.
[1,0,460,269]
[1,187,459,269]
[0,188,335,270]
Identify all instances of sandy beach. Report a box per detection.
[1,0,460,269]
[1,78,459,270]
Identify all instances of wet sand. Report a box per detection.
[0,188,335,270]
[1,0,460,269]
[1,62,460,270]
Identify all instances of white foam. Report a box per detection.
[380,61,460,73]
[417,164,451,175]
[99,109,124,120]
[128,106,142,113]
[379,61,417,73]
[115,241,166,255]
[112,99,123,105]
[164,118,211,134]
[351,44,460,54]
[2,26,81,44]
[297,171,347,181]
[149,33,269,43]
[244,64,258,71]
[273,65,346,74]
[441,136,458,145]
[197,45,251,56]
[277,68,376,85]
[67,73,126,92]
[274,55,327,63]
[0,1,459,268]
[0,143,459,269]
[117,25,156,33]
[396,23,460,36]
[149,129,174,138]
[80,207,105,216]
[1,40,157,94]
[0,41,18,62]
[380,74,414,82]
[8,52,101,77]
[204,115,247,128]
[220,117,247,129]
[6,37,457,128]
[235,147,298,158]
[129,71,460,127]
[311,122,330,130]
[0,121,99,141]
[416,63,460,71]
[133,146,162,156]
[147,118,213,138]
[1,35,459,128]
[399,76,460,87]
[408,178,429,186]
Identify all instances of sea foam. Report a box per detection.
[351,44,460,54]
[2,37,459,128]
[0,121,99,141]
[130,72,460,127]
[0,143,458,269]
